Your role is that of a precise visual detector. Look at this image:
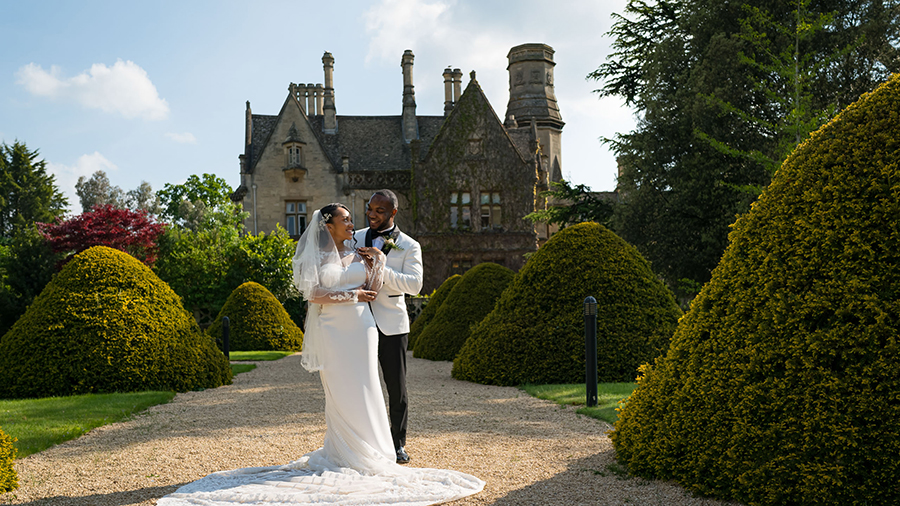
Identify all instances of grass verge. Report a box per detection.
[0,391,175,458]
[520,383,637,424]
[228,351,295,361]
[0,352,293,459]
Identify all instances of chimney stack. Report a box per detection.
[443,67,453,115]
[322,52,337,133]
[401,49,418,143]
[452,68,462,103]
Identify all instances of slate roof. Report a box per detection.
[246,79,536,176]
[248,113,448,174]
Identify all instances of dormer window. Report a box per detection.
[287,144,303,167]
[282,122,307,182]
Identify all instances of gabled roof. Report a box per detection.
[423,75,531,165]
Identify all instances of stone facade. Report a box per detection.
[235,43,564,293]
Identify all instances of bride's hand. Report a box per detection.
[356,289,378,302]
[357,247,384,264]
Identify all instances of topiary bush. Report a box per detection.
[452,222,682,385]
[0,246,232,399]
[207,281,303,352]
[408,274,462,351]
[0,426,16,493]
[414,264,514,361]
[610,74,900,506]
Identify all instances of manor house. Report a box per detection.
[233,43,564,292]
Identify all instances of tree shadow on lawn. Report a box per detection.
[1,483,185,506]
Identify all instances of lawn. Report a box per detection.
[0,351,294,458]
[520,383,637,424]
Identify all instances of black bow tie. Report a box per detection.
[373,228,394,238]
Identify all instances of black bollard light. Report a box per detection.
[584,296,598,407]
[222,316,231,360]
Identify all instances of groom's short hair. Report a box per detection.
[372,189,398,211]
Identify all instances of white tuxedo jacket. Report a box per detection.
[354,227,423,335]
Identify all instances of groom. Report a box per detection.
[354,189,423,464]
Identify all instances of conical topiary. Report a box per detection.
[408,274,462,351]
[414,264,514,361]
[0,246,232,399]
[611,74,900,506]
[453,222,682,385]
[207,281,303,352]
[0,427,16,493]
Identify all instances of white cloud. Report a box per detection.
[364,0,454,64]
[47,152,119,212]
[15,60,170,120]
[165,131,197,144]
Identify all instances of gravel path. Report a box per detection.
[6,353,742,506]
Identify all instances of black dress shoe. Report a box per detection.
[396,446,410,464]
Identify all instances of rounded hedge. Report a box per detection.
[414,264,514,361]
[0,427,16,494]
[452,222,682,385]
[0,246,232,399]
[611,74,900,506]
[207,281,303,351]
[408,274,462,351]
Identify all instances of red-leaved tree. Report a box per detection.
[38,204,166,266]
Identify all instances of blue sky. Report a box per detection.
[1,0,634,213]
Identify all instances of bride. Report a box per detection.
[158,203,484,505]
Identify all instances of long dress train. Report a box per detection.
[157,255,484,505]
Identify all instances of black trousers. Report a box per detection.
[377,330,408,449]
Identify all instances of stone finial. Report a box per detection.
[470,70,476,81]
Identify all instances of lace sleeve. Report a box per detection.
[307,286,359,305]
[365,251,385,292]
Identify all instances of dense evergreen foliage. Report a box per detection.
[0,426,16,493]
[0,226,64,336]
[593,0,900,297]
[207,282,303,352]
[453,223,681,385]
[414,264,514,361]
[0,141,68,239]
[407,274,461,350]
[611,74,900,506]
[0,246,232,399]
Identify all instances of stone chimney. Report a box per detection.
[315,84,324,115]
[322,52,337,133]
[443,67,453,116]
[452,68,462,103]
[401,50,418,143]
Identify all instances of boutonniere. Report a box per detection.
[383,237,404,252]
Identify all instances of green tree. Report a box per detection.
[75,170,126,211]
[0,141,68,238]
[156,173,235,223]
[126,181,162,215]
[591,0,899,296]
[0,226,64,336]
[524,180,615,229]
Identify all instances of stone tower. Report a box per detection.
[504,43,564,182]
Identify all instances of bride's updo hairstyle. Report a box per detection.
[319,203,356,249]
[319,203,350,224]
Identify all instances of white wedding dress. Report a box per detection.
[158,252,484,506]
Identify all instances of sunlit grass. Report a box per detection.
[228,350,295,361]
[520,383,637,424]
[0,391,175,458]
